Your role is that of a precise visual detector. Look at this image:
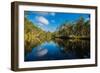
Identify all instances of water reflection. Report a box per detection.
[25,39,90,61]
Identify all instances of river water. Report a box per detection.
[25,39,90,61]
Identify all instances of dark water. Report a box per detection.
[25,39,90,61]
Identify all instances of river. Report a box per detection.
[25,39,90,61]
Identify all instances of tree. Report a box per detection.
[74,17,84,36]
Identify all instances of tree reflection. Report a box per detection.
[54,38,90,59]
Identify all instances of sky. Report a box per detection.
[24,11,90,32]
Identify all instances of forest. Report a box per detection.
[24,16,90,51]
[53,16,90,39]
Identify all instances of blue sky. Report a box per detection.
[24,11,90,32]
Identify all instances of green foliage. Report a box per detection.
[24,16,90,52]
[55,16,90,38]
[24,17,52,51]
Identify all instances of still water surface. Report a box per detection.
[25,39,90,61]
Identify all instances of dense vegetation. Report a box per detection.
[53,17,90,39]
[24,16,90,52]
[24,17,52,52]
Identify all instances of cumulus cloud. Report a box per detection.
[36,12,55,16]
[36,16,49,25]
[36,12,49,15]
[50,12,55,16]
[85,17,90,21]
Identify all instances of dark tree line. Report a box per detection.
[54,17,90,38]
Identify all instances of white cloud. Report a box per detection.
[36,16,49,25]
[85,17,90,21]
[36,12,55,16]
[36,12,49,15]
[50,12,55,16]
